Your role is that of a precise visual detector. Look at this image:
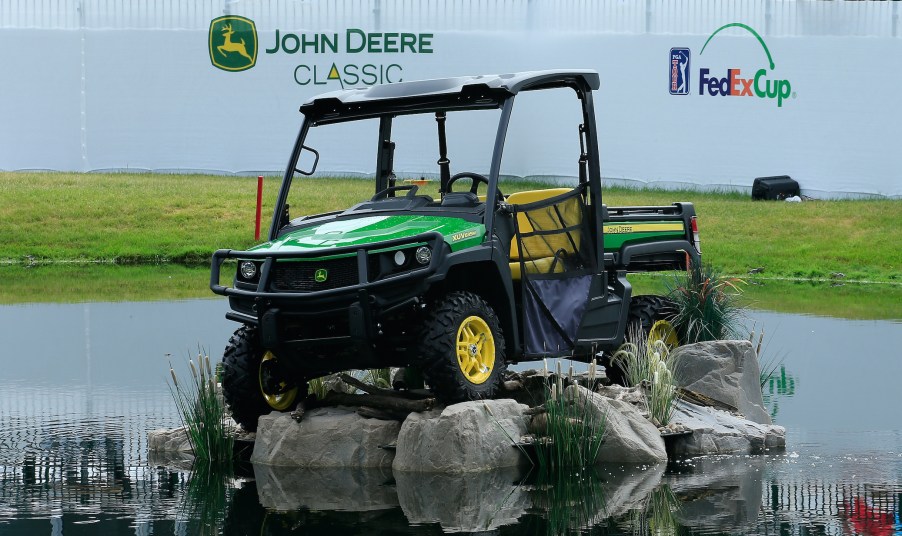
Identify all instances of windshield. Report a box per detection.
[280,107,503,227]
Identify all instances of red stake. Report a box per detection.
[254,175,263,241]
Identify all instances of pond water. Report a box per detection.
[0,291,900,534]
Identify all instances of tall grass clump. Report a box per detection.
[665,262,746,343]
[533,361,606,471]
[168,353,234,465]
[360,368,392,389]
[307,375,330,399]
[306,368,394,400]
[612,327,680,426]
[627,484,681,536]
[528,467,607,535]
[749,323,785,389]
[177,462,232,536]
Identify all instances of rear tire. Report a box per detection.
[607,295,680,385]
[626,295,679,343]
[220,326,304,432]
[418,291,507,404]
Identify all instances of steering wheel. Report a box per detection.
[371,184,419,202]
[446,172,504,200]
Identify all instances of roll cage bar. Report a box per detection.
[272,69,605,265]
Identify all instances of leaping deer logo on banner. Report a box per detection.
[209,16,257,72]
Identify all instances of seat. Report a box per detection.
[505,188,574,280]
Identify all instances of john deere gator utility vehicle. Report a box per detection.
[210,70,702,430]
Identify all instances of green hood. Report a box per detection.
[252,215,485,254]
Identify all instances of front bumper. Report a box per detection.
[210,232,446,351]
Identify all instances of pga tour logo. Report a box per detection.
[669,48,691,95]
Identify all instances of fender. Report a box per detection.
[618,239,700,269]
[428,238,521,358]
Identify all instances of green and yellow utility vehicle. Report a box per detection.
[210,70,702,431]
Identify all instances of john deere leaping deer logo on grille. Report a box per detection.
[209,16,257,72]
[314,269,329,283]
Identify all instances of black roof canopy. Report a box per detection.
[299,69,600,124]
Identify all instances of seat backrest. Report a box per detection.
[506,188,573,260]
[440,191,480,207]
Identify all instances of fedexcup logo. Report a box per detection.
[314,269,328,283]
[209,16,257,72]
[670,23,795,107]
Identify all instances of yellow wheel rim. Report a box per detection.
[258,351,298,410]
[648,320,679,350]
[456,316,495,384]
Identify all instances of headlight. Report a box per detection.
[393,250,407,266]
[239,261,258,280]
[415,246,431,265]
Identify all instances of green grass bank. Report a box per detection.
[2,172,900,283]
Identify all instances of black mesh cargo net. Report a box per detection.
[511,186,596,357]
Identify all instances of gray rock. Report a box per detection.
[668,400,785,457]
[147,451,194,471]
[254,464,398,512]
[666,456,765,532]
[392,399,528,473]
[596,384,646,406]
[251,407,401,467]
[671,340,772,425]
[395,467,529,532]
[148,426,192,454]
[564,385,667,464]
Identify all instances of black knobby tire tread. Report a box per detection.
[418,291,507,405]
[626,294,679,340]
[220,326,298,432]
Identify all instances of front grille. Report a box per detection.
[271,256,359,292]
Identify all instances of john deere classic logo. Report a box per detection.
[314,269,328,283]
[209,16,257,72]
[207,17,435,85]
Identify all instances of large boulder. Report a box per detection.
[395,467,529,532]
[251,407,401,467]
[148,426,192,454]
[564,385,668,464]
[671,340,772,425]
[253,464,398,512]
[668,399,785,457]
[147,427,195,469]
[392,399,528,473]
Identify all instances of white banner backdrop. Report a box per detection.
[1,18,900,197]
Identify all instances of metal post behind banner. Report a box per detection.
[255,175,263,241]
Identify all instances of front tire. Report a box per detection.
[220,326,303,432]
[418,291,507,404]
